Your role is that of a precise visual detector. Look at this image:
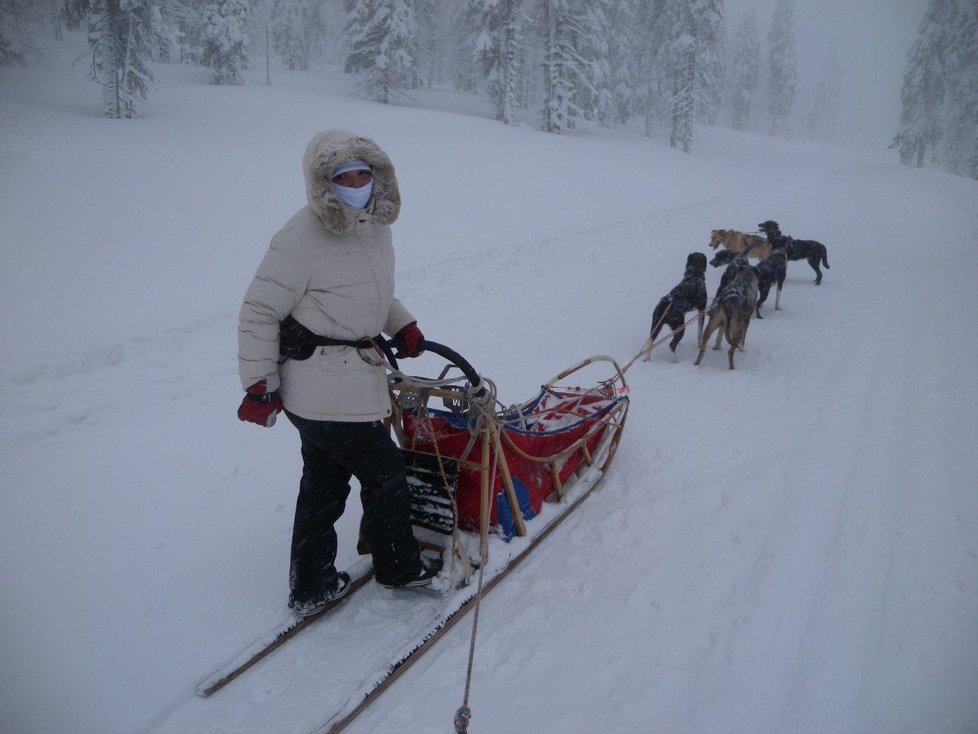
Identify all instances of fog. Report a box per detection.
[727,0,926,147]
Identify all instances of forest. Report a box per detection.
[1,0,976,178]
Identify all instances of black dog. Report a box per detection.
[643,252,708,363]
[758,220,830,285]
[752,247,787,318]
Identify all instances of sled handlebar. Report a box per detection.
[418,340,482,390]
[382,338,482,390]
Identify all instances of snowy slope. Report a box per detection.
[2,35,977,734]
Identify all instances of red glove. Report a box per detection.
[393,322,425,358]
[237,380,284,427]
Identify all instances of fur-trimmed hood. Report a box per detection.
[302,129,401,235]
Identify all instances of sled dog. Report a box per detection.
[643,252,708,363]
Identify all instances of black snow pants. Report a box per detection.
[285,412,423,598]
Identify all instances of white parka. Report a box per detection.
[238,129,415,422]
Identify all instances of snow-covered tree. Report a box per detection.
[271,0,311,70]
[413,0,441,86]
[694,0,723,125]
[150,0,205,63]
[540,0,595,133]
[451,1,482,91]
[892,0,953,167]
[344,0,420,103]
[605,0,636,124]
[939,0,978,178]
[88,0,160,117]
[659,0,723,152]
[807,45,842,140]
[63,0,94,30]
[633,0,671,137]
[766,0,796,137]
[728,8,760,130]
[669,29,695,152]
[575,0,616,126]
[0,0,42,66]
[150,0,190,62]
[473,0,524,124]
[201,0,249,84]
[894,0,978,178]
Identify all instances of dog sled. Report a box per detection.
[192,342,629,734]
[395,341,629,546]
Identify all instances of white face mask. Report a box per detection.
[333,180,373,209]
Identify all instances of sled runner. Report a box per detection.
[193,343,628,734]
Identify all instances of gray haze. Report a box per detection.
[727,0,926,146]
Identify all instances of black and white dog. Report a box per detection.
[753,246,788,318]
[643,252,708,363]
[758,220,830,285]
[711,251,751,298]
[694,265,759,370]
[708,252,752,350]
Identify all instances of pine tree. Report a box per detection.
[577,0,615,126]
[473,0,524,124]
[633,0,670,138]
[201,0,250,84]
[344,0,420,104]
[605,0,635,124]
[151,0,189,62]
[63,0,94,30]
[892,0,954,167]
[694,0,723,125]
[902,0,978,178]
[413,0,438,86]
[728,9,760,130]
[807,45,842,140]
[540,0,594,133]
[453,1,482,91]
[669,29,695,152]
[271,0,311,70]
[940,0,978,178]
[766,0,796,137]
[88,0,159,118]
[0,0,41,66]
[662,0,723,152]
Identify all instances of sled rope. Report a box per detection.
[454,386,498,733]
[621,306,704,373]
[619,307,669,374]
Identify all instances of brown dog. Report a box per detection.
[709,229,771,259]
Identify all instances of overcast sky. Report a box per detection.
[725,0,927,147]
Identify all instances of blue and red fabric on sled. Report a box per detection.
[400,375,628,539]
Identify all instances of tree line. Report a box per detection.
[5,0,845,156]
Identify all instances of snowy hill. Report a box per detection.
[2,34,977,734]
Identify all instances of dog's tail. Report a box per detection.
[821,247,830,269]
[650,297,671,340]
[719,290,741,317]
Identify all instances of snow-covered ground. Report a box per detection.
[2,34,977,734]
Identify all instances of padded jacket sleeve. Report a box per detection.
[238,233,310,392]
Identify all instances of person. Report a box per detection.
[236,129,441,618]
